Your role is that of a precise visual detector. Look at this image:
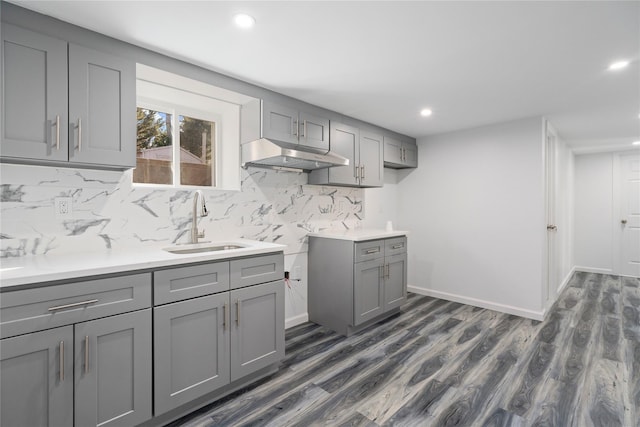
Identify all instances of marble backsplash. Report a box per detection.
[0,164,364,258]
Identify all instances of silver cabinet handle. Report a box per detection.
[48,299,98,312]
[59,341,64,382]
[355,165,360,179]
[236,299,240,326]
[293,120,298,138]
[392,244,404,249]
[385,264,390,279]
[53,115,60,150]
[223,302,228,330]
[77,118,82,152]
[301,120,306,138]
[365,248,379,254]
[361,165,365,180]
[84,335,89,374]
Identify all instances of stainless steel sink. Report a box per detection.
[163,243,247,255]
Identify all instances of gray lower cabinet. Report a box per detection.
[75,309,152,427]
[153,293,230,415]
[1,23,135,169]
[152,254,285,418]
[309,121,383,188]
[230,280,285,380]
[383,137,418,168]
[1,326,74,427]
[309,236,407,336]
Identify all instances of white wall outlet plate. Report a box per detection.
[54,197,73,218]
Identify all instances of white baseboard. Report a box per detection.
[556,266,576,296]
[285,313,309,329]
[574,266,613,274]
[407,286,545,321]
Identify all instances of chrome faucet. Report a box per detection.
[191,190,208,243]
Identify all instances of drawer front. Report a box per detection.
[385,237,407,256]
[154,261,230,305]
[1,273,151,339]
[230,254,284,290]
[354,240,384,263]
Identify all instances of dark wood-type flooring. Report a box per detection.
[172,272,640,426]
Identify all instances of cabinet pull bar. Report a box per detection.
[301,120,306,138]
[84,335,89,374]
[48,299,98,311]
[53,115,60,150]
[293,120,298,138]
[365,248,379,254]
[355,165,359,179]
[385,264,390,279]
[77,118,82,152]
[59,341,64,382]
[236,300,240,325]
[223,302,228,330]
[361,165,365,180]
[392,244,404,249]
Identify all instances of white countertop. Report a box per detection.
[307,229,408,242]
[0,239,286,289]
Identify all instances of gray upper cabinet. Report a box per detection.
[260,100,330,152]
[153,293,230,415]
[68,44,136,168]
[75,309,152,427]
[1,326,74,427]
[383,136,418,169]
[1,24,69,163]
[230,280,285,380]
[309,121,383,187]
[1,24,135,169]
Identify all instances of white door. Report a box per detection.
[617,153,640,277]
[545,130,558,302]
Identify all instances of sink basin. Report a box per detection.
[163,243,248,255]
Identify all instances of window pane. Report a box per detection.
[133,108,174,185]
[179,115,215,187]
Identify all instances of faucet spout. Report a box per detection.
[191,190,208,244]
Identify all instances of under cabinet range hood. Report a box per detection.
[240,99,349,172]
[241,138,349,172]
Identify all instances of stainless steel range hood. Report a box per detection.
[241,138,349,172]
[240,99,349,172]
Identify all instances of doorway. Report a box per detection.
[614,152,640,277]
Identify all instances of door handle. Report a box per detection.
[547,225,557,231]
[223,302,228,331]
[621,219,628,225]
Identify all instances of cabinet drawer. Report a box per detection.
[0,273,151,339]
[154,261,229,305]
[385,237,407,256]
[230,254,284,290]
[354,240,384,263]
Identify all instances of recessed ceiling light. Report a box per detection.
[632,141,640,146]
[233,13,255,29]
[608,60,630,71]
[420,109,433,117]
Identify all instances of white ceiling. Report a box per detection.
[10,1,640,147]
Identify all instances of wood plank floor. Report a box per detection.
[171,272,640,427]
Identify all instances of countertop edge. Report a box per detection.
[307,230,408,242]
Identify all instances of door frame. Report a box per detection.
[543,120,559,307]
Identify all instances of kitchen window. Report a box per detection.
[134,64,250,191]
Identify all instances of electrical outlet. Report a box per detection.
[54,197,72,218]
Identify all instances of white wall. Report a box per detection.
[397,117,546,318]
[362,168,400,230]
[573,152,614,273]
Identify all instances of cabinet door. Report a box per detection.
[384,253,407,311]
[299,111,330,152]
[328,122,360,185]
[230,280,284,380]
[1,24,68,162]
[359,130,384,187]
[75,309,152,427]
[354,258,385,325]
[383,137,403,166]
[153,293,230,415]
[261,100,299,146]
[68,43,136,168]
[1,326,73,427]
[403,142,418,168]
